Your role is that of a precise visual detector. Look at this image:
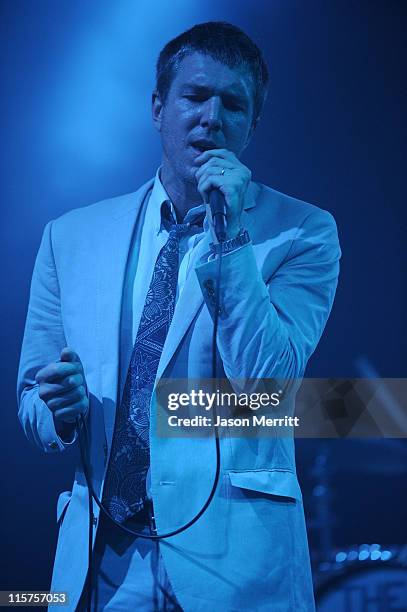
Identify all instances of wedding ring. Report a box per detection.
[220,168,225,176]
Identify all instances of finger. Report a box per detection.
[195,149,235,163]
[195,159,234,181]
[197,155,234,169]
[46,385,87,410]
[39,376,85,402]
[38,377,85,403]
[197,166,234,184]
[53,399,89,424]
[35,362,81,384]
[197,175,227,203]
[60,347,82,364]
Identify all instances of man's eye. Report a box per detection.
[224,100,243,111]
[183,94,206,102]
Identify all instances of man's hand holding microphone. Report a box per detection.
[35,347,89,441]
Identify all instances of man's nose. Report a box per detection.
[200,97,222,131]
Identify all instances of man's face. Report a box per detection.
[152,52,256,187]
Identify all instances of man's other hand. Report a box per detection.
[35,347,89,428]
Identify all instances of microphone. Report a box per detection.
[209,189,227,243]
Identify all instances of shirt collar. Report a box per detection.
[149,168,172,235]
[149,166,258,235]
[149,168,205,234]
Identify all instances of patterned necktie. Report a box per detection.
[103,220,192,523]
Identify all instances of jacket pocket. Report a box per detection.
[228,468,302,501]
[56,490,72,523]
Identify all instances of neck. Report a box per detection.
[159,162,202,221]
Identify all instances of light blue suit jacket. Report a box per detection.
[17,178,340,611]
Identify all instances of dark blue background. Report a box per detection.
[1,0,406,595]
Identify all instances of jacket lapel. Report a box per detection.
[97,180,153,446]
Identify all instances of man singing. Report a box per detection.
[18,21,340,611]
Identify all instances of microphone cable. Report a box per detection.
[77,243,224,611]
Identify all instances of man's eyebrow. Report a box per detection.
[180,82,247,101]
[180,83,217,93]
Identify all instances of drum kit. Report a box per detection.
[297,439,407,611]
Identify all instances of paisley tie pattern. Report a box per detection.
[103,221,191,523]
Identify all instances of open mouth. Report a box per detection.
[190,141,219,153]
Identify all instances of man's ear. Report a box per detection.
[152,90,164,132]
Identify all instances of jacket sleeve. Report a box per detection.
[17,221,73,453]
[195,209,341,381]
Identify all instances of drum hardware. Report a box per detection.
[314,544,407,611]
